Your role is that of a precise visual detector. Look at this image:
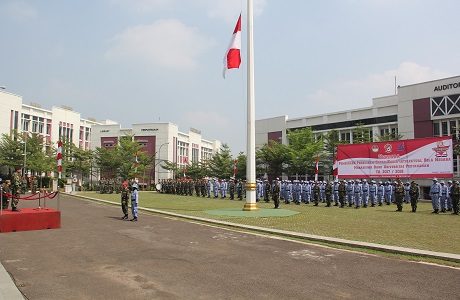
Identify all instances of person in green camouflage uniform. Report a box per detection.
[11,169,22,211]
[338,180,346,208]
[272,179,280,209]
[450,180,460,215]
[394,179,404,212]
[313,182,320,206]
[408,180,420,213]
[120,181,130,220]
[1,180,10,210]
[325,181,333,207]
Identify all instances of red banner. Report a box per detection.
[337,137,453,179]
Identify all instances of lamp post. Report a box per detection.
[20,139,27,177]
[156,142,169,183]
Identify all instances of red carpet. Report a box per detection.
[0,208,61,233]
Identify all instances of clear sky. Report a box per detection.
[1,0,459,154]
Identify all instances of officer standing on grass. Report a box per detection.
[272,179,280,209]
[338,180,346,208]
[450,180,460,215]
[394,179,405,212]
[429,178,441,214]
[409,181,420,213]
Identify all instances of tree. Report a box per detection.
[376,132,403,141]
[160,161,180,178]
[65,144,93,181]
[286,128,323,178]
[352,122,373,143]
[0,132,25,172]
[323,129,348,174]
[256,141,289,179]
[235,152,246,179]
[94,135,151,180]
[208,144,233,178]
[25,133,55,176]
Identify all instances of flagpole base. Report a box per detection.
[242,203,258,211]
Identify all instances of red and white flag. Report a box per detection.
[223,14,242,78]
[332,155,338,178]
[57,141,63,177]
[233,159,238,177]
[314,158,319,181]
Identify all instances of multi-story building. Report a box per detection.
[1,89,221,186]
[91,123,221,185]
[0,89,103,150]
[256,75,460,180]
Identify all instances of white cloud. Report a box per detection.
[203,0,267,22]
[105,19,215,70]
[109,0,175,13]
[183,110,230,132]
[305,62,453,114]
[1,0,38,21]
[111,0,267,22]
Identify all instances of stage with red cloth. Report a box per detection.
[0,208,61,233]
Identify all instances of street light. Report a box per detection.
[20,139,27,177]
[156,142,169,183]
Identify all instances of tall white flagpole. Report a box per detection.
[243,0,257,211]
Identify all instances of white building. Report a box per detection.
[0,89,222,185]
[256,75,460,180]
[91,123,221,184]
[0,89,103,150]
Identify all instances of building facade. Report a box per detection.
[90,122,221,185]
[0,89,103,150]
[256,75,460,179]
[1,89,221,186]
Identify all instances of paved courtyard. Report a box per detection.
[0,194,458,299]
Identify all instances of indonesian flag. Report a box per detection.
[332,156,338,177]
[314,157,319,181]
[57,141,63,175]
[233,159,238,177]
[223,14,242,78]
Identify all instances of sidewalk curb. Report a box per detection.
[0,262,24,300]
[72,193,460,263]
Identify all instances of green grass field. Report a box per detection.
[79,191,459,254]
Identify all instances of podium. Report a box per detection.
[0,208,61,233]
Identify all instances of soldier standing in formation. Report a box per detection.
[409,181,419,213]
[229,179,236,200]
[11,169,22,212]
[272,179,280,209]
[450,180,460,215]
[369,180,377,207]
[394,179,405,212]
[325,181,333,207]
[429,178,441,214]
[338,180,346,208]
[1,179,10,210]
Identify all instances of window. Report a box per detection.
[450,120,457,136]
[442,121,448,136]
[340,132,351,142]
[433,123,440,136]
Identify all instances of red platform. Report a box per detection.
[0,208,61,233]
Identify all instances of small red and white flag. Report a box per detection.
[57,141,63,177]
[314,157,319,181]
[233,159,238,177]
[223,14,242,78]
[332,156,338,178]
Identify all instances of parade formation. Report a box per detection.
[151,177,460,215]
